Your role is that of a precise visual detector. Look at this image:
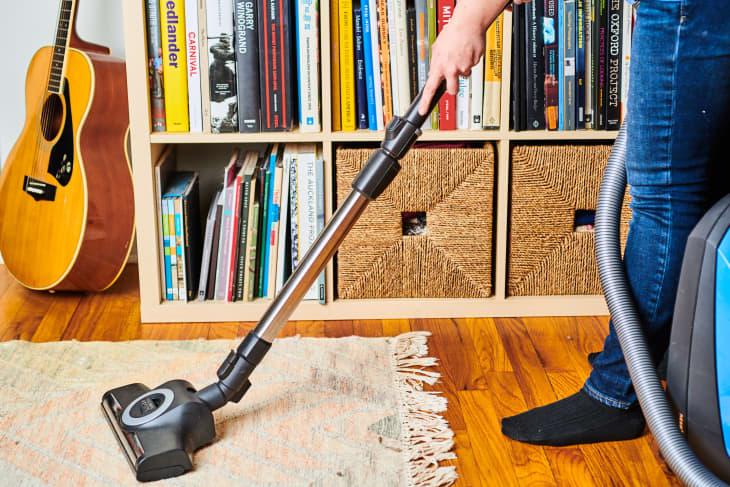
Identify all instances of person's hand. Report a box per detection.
[418,0,530,116]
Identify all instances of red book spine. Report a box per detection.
[437,0,455,130]
[227,176,243,301]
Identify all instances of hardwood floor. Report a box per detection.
[0,264,680,486]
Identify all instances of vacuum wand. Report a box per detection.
[195,80,447,411]
[100,81,445,482]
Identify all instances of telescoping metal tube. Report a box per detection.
[595,123,727,487]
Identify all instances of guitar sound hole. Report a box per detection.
[41,93,64,141]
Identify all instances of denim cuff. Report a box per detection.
[583,380,635,410]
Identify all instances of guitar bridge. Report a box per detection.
[23,176,56,202]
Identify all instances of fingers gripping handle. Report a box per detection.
[352,82,447,200]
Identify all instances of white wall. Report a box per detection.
[0,1,126,263]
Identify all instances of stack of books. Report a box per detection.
[144,0,321,134]
[156,144,326,303]
[510,0,633,131]
[333,1,504,131]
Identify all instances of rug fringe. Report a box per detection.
[392,332,458,487]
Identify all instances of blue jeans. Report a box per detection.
[584,0,730,408]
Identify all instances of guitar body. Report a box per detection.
[0,46,134,291]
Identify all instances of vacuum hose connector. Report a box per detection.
[596,123,727,487]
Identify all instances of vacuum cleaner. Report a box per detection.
[101,83,446,482]
[597,124,730,486]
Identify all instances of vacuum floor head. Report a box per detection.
[101,380,216,482]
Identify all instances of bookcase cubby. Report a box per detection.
[122,0,617,323]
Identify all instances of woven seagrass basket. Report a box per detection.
[509,144,632,296]
[336,146,495,299]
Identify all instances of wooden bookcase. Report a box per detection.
[121,0,617,323]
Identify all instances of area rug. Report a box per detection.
[0,332,457,487]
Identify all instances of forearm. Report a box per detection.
[453,0,512,33]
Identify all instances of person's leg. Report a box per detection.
[503,0,730,446]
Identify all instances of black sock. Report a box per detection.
[501,389,646,446]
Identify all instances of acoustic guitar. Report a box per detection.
[0,0,135,291]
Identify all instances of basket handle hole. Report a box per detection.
[402,212,427,236]
[575,209,596,233]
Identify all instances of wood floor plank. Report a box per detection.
[463,317,513,373]
[353,319,383,337]
[208,322,239,340]
[276,321,298,338]
[137,323,210,340]
[0,264,14,299]
[580,439,675,487]
[31,293,82,342]
[237,322,256,335]
[324,320,355,337]
[542,446,599,487]
[296,320,325,337]
[521,317,588,375]
[0,283,53,341]
[381,319,410,337]
[447,430,483,487]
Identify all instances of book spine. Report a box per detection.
[620,0,631,124]
[510,5,521,131]
[427,0,438,128]
[185,0,202,132]
[162,197,173,300]
[525,0,545,130]
[145,0,167,131]
[517,4,527,131]
[377,0,394,124]
[361,1,378,130]
[456,75,469,129]
[259,0,295,131]
[227,176,242,301]
[275,151,292,295]
[159,0,189,132]
[576,0,585,129]
[235,0,261,132]
[331,0,342,131]
[235,175,251,301]
[297,148,318,300]
[564,0,575,130]
[246,200,259,301]
[198,197,217,300]
[482,13,502,129]
[296,0,321,132]
[267,161,283,298]
[315,156,326,304]
[407,7,418,102]
[393,0,410,115]
[167,198,179,300]
[557,0,564,130]
[174,197,187,299]
[606,0,622,130]
[415,0,431,129]
[436,0,455,130]
[207,0,237,133]
[257,169,270,297]
[597,0,607,129]
[543,0,558,130]
[216,181,234,300]
[339,0,357,130]
[367,0,384,129]
[289,154,299,269]
[584,0,593,129]
[197,0,211,131]
[354,9,369,129]
[182,180,202,301]
[207,201,223,299]
[387,0,401,116]
[470,55,483,130]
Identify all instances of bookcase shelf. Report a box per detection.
[122,0,615,323]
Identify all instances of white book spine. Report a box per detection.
[368,0,384,129]
[620,1,632,124]
[387,0,400,115]
[276,147,293,295]
[315,155,325,303]
[470,56,484,130]
[297,145,318,300]
[198,193,218,300]
[394,0,410,115]
[185,0,203,132]
[456,75,470,129]
[297,0,321,132]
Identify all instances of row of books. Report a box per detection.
[156,144,326,303]
[145,0,320,134]
[510,0,633,131]
[333,1,504,131]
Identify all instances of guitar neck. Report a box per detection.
[48,0,76,94]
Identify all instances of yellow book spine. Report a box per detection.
[331,0,342,131]
[338,0,356,131]
[482,13,503,129]
[159,0,189,132]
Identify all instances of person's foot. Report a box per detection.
[501,389,646,446]
[587,352,668,381]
